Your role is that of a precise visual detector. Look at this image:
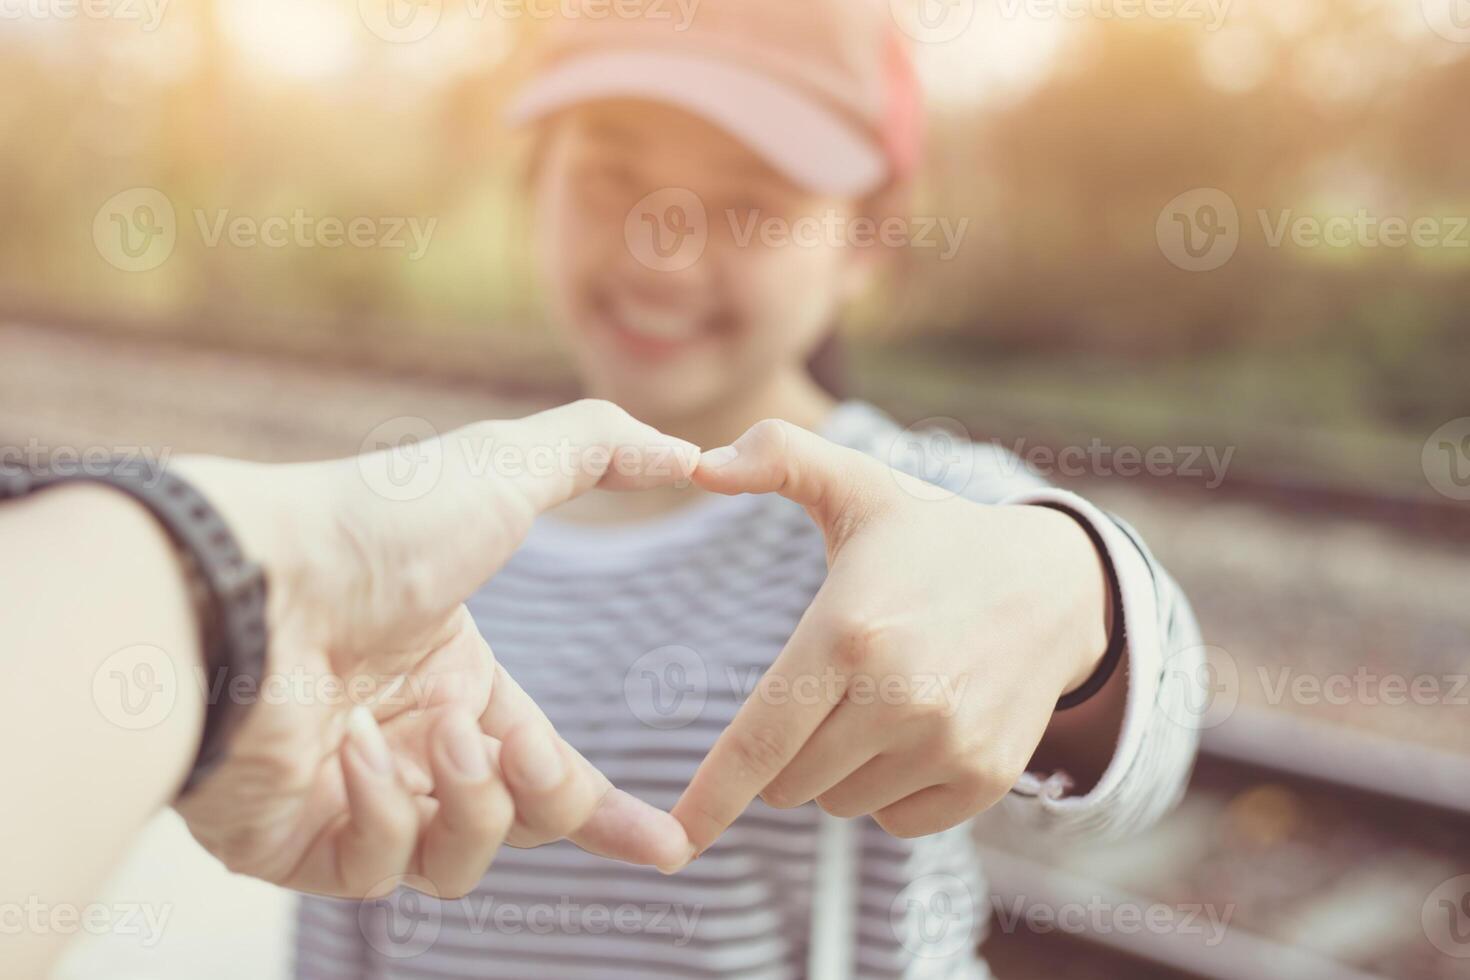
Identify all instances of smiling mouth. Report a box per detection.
[591,290,730,359]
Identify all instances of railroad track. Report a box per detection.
[5,318,1468,979]
[978,710,1470,980]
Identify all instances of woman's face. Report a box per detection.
[533,101,873,422]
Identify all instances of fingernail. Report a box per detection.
[443,714,490,781]
[657,843,700,875]
[701,446,739,469]
[348,705,395,776]
[516,730,565,792]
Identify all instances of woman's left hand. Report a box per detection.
[670,419,1112,862]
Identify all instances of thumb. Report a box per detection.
[495,399,702,515]
[692,419,894,526]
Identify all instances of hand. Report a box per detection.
[670,419,1110,859]
[172,400,701,897]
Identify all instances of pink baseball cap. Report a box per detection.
[505,0,924,197]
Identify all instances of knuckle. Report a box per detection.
[744,418,793,453]
[759,782,802,810]
[957,761,1014,811]
[931,721,977,760]
[873,808,932,839]
[728,724,790,781]
[826,613,885,671]
[815,793,866,819]
[572,398,630,428]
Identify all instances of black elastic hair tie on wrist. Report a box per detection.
[1042,504,1127,710]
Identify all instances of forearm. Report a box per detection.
[0,485,204,976]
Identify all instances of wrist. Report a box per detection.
[167,457,331,665]
[1026,504,1112,695]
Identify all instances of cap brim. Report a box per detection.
[505,49,887,198]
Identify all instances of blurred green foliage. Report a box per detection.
[0,1,1465,460]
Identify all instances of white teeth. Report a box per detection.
[611,297,703,341]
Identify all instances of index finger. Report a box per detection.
[669,600,845,865]
[482,661,694,870]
